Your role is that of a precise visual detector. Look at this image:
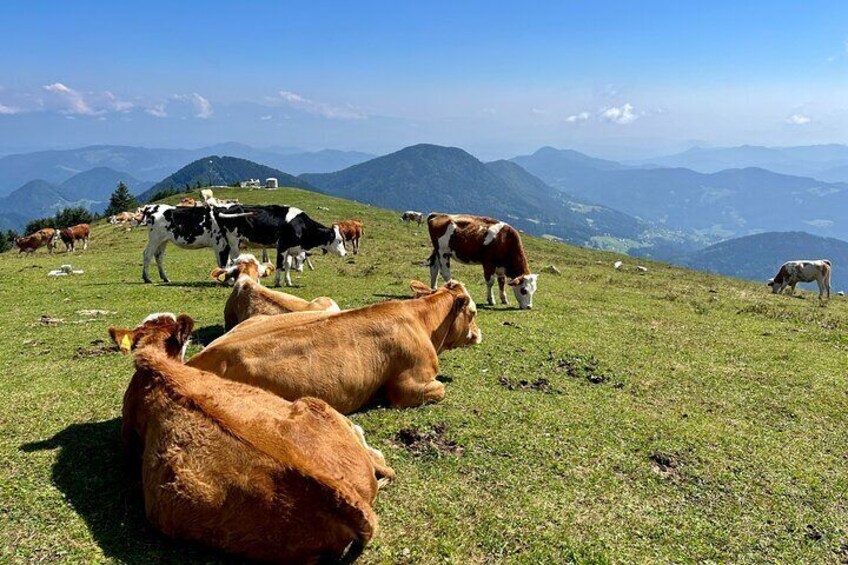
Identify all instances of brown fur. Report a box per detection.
[187,280,482,414]
[14,228,56,254]
[109,313,394,564]
[335,219,364,254]
[177,197,197,207]
[59,223,90,252]
[211,256,340,330]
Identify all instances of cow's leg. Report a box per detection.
[261,248,269,263]
[353,237,359,255]
[498,274,508,305]
[142,241,156,283]
[788,283,796,296]
[273,248,284,287]
[439,255,452,284]
[305,255,315,271]
[385,374,445,409]
[154,242,170,283]
[484,264,496,306]
[83,237,89,251]
[429,251,440,288]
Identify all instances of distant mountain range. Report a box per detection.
[682,231,848,292]
[138,156,316,202]
[0,168,152,227]
[640,144,848,183]
[302,144,697,255]
[0,143,374,196]
[512,147,848,243]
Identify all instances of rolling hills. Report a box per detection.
[303,143,698,255]
[1,186,846,563]
[513,146,848,243]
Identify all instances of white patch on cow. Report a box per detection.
[326,226,346,257]
[284,207,303,223]
[511,274,538,309]
[179,338,190,363]
[483,222,506,245]
[438,222,456,257]
[138,312,176,327]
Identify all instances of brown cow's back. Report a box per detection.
[129,348,387,562]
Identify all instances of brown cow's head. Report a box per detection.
[210,254,274,284]
[410,279,482,349]
[508,274,539,310]
[109,313,194,361]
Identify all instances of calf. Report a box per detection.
[211,254,340,330]
[428,213,539,309]
[214,204,346,287]
[109,313,393,563]
[177,197,197,207]
[335,219,364,254]
[187,280,482,414]
[401,210,424,226]
[140,204,245,283]
[60,223,90,252]
[768,259,832,299]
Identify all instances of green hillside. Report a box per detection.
[1,187,846,563]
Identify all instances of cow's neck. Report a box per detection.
[299,225,332,251]
[413,292,457,351]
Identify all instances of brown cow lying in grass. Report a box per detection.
[187,280,482,414]
[109,312,394,563]
[211,254,340,330]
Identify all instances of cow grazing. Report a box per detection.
[14,229,55,255]
[213,204,346,287]
[427,213,539,309]
[401,211,424,226]
[59,223,90,253]
[187,280,482,414]
[140,204,248,283]
[768,260,832,299]
[108,313,393,563]
[335,219,364,255]
[211,254,340,330]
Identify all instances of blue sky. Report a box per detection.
[0,1,846,158]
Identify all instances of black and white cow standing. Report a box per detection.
[767,259,832,300]
[214,204,346,287]
[140,204,244,283]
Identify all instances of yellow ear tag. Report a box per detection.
[120,334,132,353]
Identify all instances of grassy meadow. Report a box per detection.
[1,187,846,564]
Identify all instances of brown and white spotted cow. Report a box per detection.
[427,213,538,309]
[768,259,832,300]
[60,223,90,252]
[335,219,363,254]
[14,229,57,254]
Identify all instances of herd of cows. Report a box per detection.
[7,188,838,562]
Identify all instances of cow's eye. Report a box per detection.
[520,288,528,295]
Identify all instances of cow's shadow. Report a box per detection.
[193,324,225,346]
[20,419,238,563]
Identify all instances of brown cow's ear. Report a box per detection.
[410,280,435,297]
[109,327,134,354]
[175,315,194,345]
[210,268,228,282]
[262,263,275,276]
[453,294,469,312]
[508,276,525,287]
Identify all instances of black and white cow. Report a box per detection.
[214,205,346,287]
[767,259,832,300]
[140,204,244,283]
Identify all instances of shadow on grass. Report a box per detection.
[372,293,412,300]
[156,281,223,289]
[193,324,225,346]
[20,419,236,564]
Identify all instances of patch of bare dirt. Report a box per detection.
[74,339,119,359]
[498,375,556,394]
[391,423,463,456]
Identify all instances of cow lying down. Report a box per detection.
[109,313,393,563]
[768,259,832,300]
[211,254,340,331]
[187,280,483,414]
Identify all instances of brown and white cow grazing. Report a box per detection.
[427,213,539,309]
[109,312,394,563]
[187,280,482,414]
[768,259,832,299]
[60,223,90,252]
[335,219,364,254]
[211,254,340,330]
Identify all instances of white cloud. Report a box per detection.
[531,108,548,115]
[275,90,365,120]
[145,103,167,118]
[191,93,213,119]
[785,113,811,125]
[565,111,590,123]
[600,103,638,124]
[0,102,21,115]
[103,91,134,112]
[43,82,95,115]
